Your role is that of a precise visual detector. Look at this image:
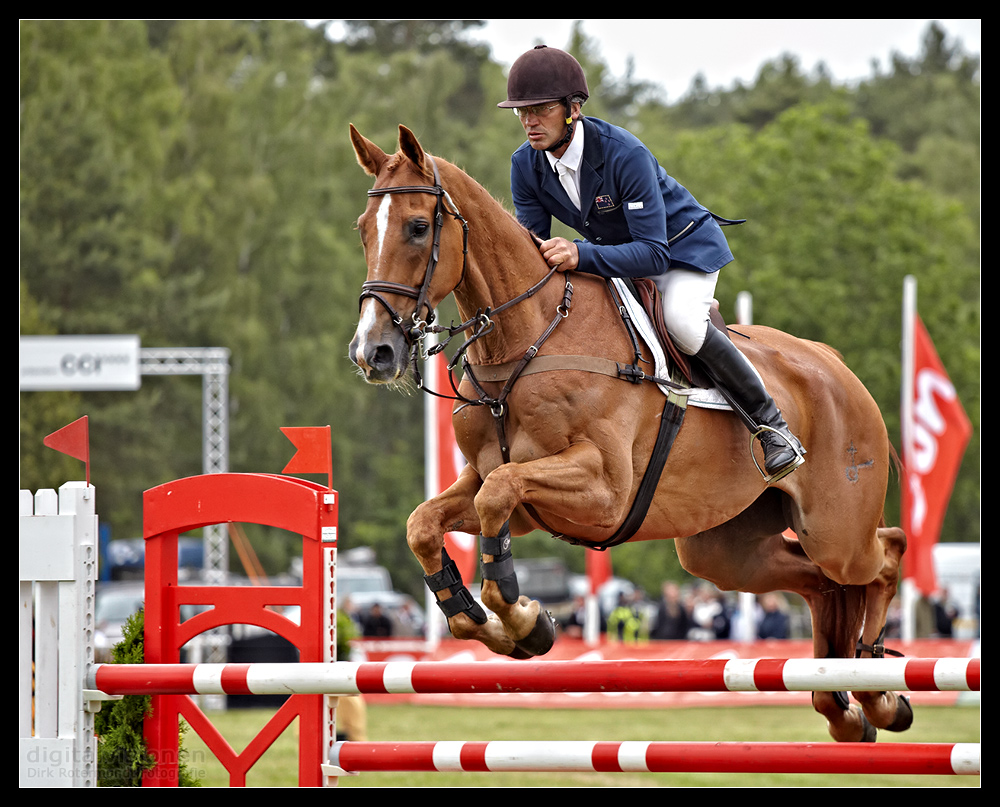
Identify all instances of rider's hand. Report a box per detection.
[539,237,579,272]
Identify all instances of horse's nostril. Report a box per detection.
[370,344,395,370]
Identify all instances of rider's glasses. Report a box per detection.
[513,103,562,119]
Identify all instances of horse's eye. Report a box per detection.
[410,220,430,239]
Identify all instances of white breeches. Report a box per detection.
[652,268,720,355]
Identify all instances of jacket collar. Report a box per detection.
[533,116,606,219]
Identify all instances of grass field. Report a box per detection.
[181,700,980,787]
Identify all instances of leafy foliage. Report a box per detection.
[93,608,201,786]
[20,20,978,601]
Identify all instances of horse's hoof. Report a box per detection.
[885,694,913,732]
[506,647,534,660]
[513,609,556,657]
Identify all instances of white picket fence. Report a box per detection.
[19,482,99,787]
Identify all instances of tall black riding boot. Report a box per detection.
[695,325,805,482]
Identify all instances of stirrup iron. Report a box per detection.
[750,424,806,484]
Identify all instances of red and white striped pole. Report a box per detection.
[327,740,980,776]
[89,657,980,696]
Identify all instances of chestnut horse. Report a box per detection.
[348,125,910,743]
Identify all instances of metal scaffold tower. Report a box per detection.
[140,347,230,581]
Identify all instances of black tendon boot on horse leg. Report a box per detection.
[424,547,488,626]
[696,325,806,483]
[480,522,556,657]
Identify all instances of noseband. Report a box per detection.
[359,156,469,343]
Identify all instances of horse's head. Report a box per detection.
[348,124,469,384]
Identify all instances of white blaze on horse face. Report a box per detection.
[352,194,394,368]
[374,192,391,268]
[353,299,379,368]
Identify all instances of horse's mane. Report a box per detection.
[431,154,544,255]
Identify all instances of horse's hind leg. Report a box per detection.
[674,492,888,742]
[803,583,879,742]
[849,526,913,732]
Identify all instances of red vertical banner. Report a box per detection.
[586,548,612,595]
[901,317,972,595]
[428,353,477,583]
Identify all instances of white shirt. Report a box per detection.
[545,118,584,211]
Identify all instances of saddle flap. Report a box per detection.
[632,278,727,389]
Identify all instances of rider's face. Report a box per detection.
[517,102,579,155]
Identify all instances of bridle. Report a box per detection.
[356,155,570,406]
[359,156,469,346]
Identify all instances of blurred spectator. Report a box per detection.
[650,581,691,640]
[562,595,588,639]
[932,589,959,638]
[688,585,731,641]
[361,602,393,637]
[607,591,648,644]
[396,600,423,637]
[342,596,364,634]
[756,593,790,639]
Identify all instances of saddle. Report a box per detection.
[627,277,728,390]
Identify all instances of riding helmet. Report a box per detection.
[497,45,590,108]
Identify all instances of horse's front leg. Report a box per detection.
[406,465,525,657]
[475,442,627,657]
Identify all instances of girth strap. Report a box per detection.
[563,392,687,551]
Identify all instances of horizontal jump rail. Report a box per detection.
[88,657,980,696]
[326,740,981,776]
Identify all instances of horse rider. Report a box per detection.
[498,44,804,482]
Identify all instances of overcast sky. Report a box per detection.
[475,19,980,102]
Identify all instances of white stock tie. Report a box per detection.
[556,162,581,211]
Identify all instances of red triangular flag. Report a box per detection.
[43,416,90,485]
[281,426,332,489]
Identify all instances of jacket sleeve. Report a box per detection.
[574,143,672,280]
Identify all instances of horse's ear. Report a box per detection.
[350,123,388,177]
[398,125,430,178]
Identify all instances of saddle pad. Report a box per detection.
[610,278,731,411]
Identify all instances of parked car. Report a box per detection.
[94,581,145,661]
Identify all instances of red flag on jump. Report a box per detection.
[901,317,972,595]
[44,416,90,485]
[281,426,333,490]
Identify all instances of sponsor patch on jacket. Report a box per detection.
[594,195,616,210]
[627,201,644,210]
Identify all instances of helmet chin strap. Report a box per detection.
[545,103,576,153]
